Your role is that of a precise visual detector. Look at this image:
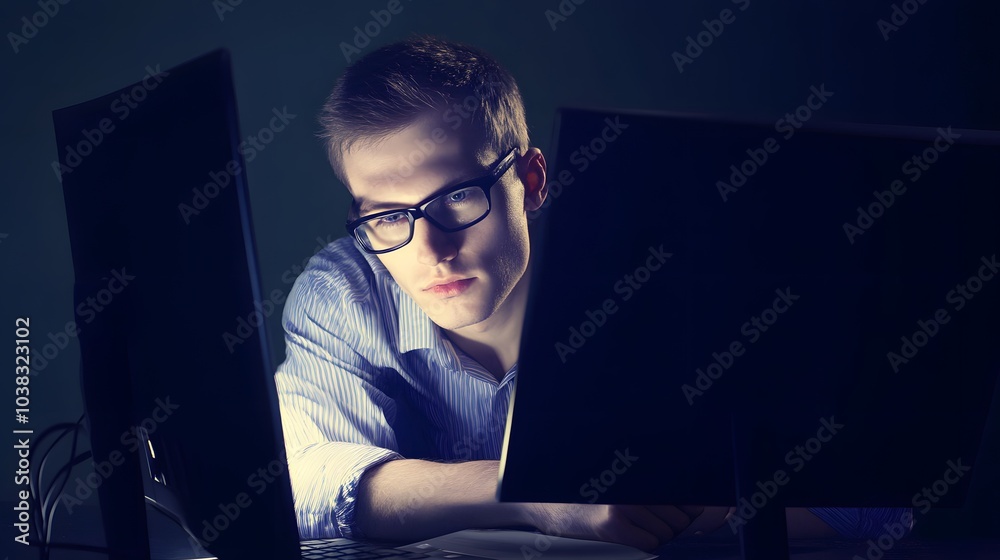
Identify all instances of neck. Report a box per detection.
[444,261,532,381]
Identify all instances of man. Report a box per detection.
[274,36,908,551]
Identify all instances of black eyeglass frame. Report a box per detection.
[346,147,520,254]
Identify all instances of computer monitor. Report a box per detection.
[55,49,301,559]
[498,108,1000,558]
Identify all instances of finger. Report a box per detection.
[603,508,662,551]
[684,506,733,536]
[678,505,706,519]
[643,505,696,534]
[618,505,676,544]
[612,524,661,552]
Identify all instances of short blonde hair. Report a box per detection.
[317,35,530,214]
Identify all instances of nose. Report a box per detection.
[409,218,458,266]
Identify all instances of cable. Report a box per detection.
[29,421,79,541]
[42,449,92,547]
[31,424,75,544]
[30,414,86,559]
[44,414,86,559]
[41,416,82,526]
[145,496,208,549]
[41,450,92,514]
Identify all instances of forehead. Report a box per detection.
[343,119,492,214]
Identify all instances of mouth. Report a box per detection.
[424,277,475,297]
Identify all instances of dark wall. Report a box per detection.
[1,0,996,537]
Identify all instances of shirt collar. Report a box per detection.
[351,238,518,386]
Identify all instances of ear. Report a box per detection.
[517,147,547,213]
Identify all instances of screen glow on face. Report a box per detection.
[350,148,516,254]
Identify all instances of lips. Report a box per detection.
[424,277,475,297]
[423,276,470,291]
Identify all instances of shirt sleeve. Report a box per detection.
[274,268,404,539]
[806,507,914,540]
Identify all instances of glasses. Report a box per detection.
[346,147,520,254]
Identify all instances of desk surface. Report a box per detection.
[654,538,1000,559]
[9,497,996,560]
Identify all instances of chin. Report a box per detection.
[426,307,491,331]
[422,297,496,331]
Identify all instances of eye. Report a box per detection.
[374,212,407,228]
[445,189,472,205]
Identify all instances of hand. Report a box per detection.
[675,506,737,538]
[520,503,706,551]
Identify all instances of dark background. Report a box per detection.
[1,0,997,545]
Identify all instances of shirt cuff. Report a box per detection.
[336,448,404,539]
[807,507,914,540]
[290,443,403,539]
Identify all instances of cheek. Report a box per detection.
[377,255,417,289]
[467,213,523,261]
[475,210,530,279]
[485,189,529,242]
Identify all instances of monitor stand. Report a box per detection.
[732,415,790,560]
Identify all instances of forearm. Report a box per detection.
[354,458,840,544]
[354,459,527,542]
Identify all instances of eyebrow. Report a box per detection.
[356,182,457,216]
[354,162,493,217]
[357,199,412,216]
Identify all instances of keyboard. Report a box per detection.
[299,539,431,559]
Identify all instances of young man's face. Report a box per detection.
[342,119,546,331]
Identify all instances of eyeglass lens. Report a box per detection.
[357,186,490,251]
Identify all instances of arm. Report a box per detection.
[354,455,853,547]
[356,458,706,551]
[275,268,403,538]
[355,459,525,541]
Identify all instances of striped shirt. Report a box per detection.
[274,235,910,541]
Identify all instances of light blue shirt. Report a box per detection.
[274,236,910,540]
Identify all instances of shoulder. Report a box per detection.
[293,236,379,302]
[282,236,397,342]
